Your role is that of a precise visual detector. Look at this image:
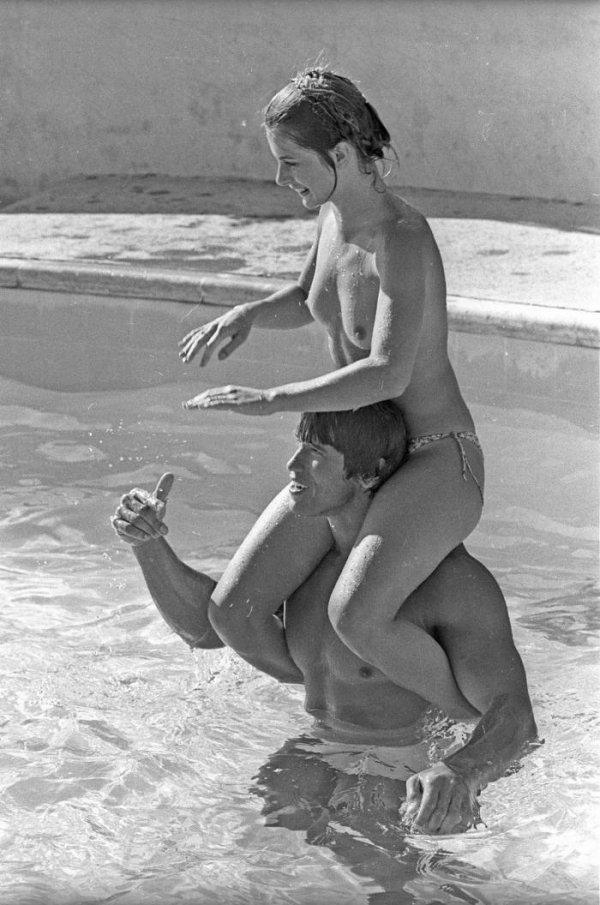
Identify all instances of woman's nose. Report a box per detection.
[275,163,290,187]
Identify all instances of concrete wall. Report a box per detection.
[2,0,598,204]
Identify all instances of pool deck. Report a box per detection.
[0,175,598,347]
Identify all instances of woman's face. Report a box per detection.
[266,128,336,209]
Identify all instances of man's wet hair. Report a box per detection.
[296,402,408,493]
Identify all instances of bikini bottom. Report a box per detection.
[407,430,484,502]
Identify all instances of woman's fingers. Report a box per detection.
[179,311,251,366]
[199,331,222,367]
[217,331,247,360]
[179,323,217,362]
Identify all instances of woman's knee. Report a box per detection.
[208,587,250,642]
[327,582,379,656]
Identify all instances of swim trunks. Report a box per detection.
[293,736,431,781]
[252,715,479,844]
[292,708,473,780]
[408,430,484,502]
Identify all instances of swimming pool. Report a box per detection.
[0,287,598,904]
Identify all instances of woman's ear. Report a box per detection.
[329,141,352,167]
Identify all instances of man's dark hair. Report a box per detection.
[296,402,408,493]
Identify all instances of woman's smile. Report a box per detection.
[266,128,336,208]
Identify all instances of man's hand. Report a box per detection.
[402,762,481,835]
[111,473,174,546]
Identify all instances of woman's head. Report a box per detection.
[263,67,393,180]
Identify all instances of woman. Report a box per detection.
[179,68,484,719]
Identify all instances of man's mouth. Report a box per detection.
[289,480,307,495]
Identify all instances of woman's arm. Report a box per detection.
[246,218,321,328]
[268,226,428,408]
[179,219,320,366]
[240,282,315,330]
[184,227,429,414]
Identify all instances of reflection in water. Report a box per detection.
[0,375,598,904]
[250,734,488,902]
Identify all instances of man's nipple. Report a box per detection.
[358,666,373,679]
[354,325,366,341]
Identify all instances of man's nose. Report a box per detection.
[286,447,303,471]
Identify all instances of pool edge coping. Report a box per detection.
[0,258,598,349]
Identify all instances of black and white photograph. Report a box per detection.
[0,2,598,903]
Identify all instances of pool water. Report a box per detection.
[0,291,598,904]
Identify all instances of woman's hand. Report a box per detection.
[179,305,254,367]
[183,385,276,416]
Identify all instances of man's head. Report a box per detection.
[286,403,408,518]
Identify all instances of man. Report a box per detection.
[111,402,536,837]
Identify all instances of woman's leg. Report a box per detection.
[209,487,334,679]
[328,437,484,717]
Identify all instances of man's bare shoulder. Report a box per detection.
[402,546,512,636]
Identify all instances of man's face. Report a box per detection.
[286,440,359,517]
[266,128,336,209]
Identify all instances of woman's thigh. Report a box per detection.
[332,438,484,620]
[213,486,334,615]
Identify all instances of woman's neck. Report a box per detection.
[328,178,394,242]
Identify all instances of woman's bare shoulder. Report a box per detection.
[383,193,431,239]
[373,196,434,265]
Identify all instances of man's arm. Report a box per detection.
[112,474,303,682]
[404,549,537,834]
[112,474,223,649]
[133,538,224,650]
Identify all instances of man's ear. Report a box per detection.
[357,457,387,492]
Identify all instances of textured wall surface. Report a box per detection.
[2,0,598,203]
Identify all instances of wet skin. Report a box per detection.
[176,130,486,716]
[181,129,475,440]
[112,462,536,834]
